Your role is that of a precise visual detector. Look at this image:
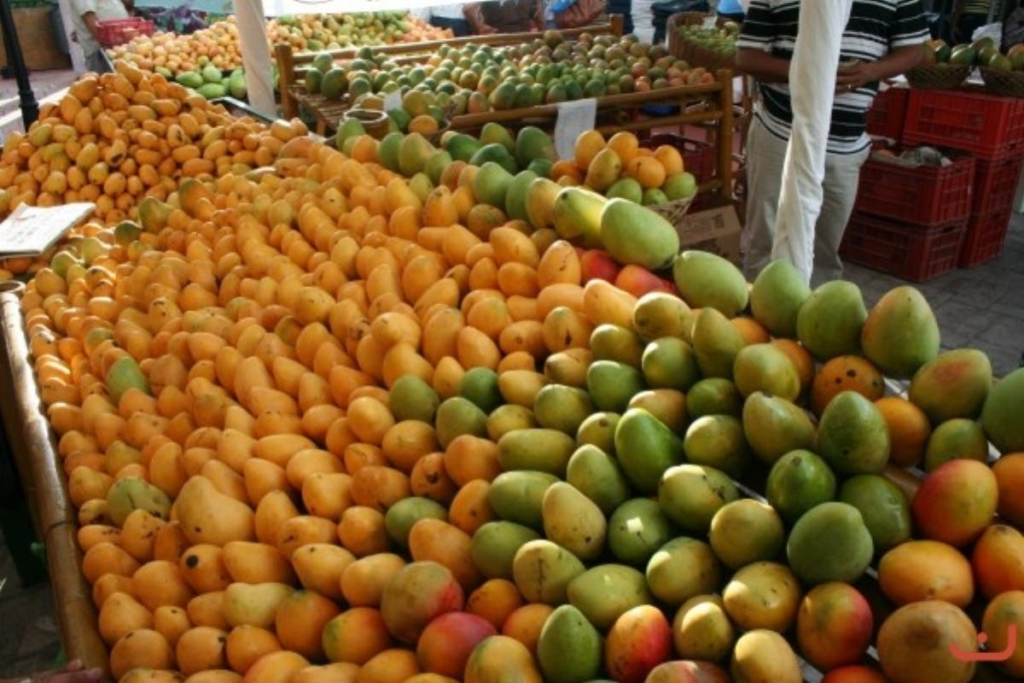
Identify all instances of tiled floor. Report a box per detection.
[0,211,1020,678]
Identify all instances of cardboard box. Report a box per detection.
[675,203,743,266]
[0,7,71,71]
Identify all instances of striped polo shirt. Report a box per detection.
[738,0,930,155]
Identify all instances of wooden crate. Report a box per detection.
[0,7,71,71]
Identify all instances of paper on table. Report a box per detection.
[0,203,95,259]
[554,98,598,161]
[383,89,403,113]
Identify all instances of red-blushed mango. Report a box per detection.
[464,635,543,683]
[321,607,392,665]
[908,349,992,424]
[379,561,465,644]
[416,612,498,678]
[861,285,939,379]
[994,453,1024,526]
[878,540,974,607]
[877,601,977,683]
[911,459,997,547]
[796,582,873,670]
[821,666,887,683]
[645,660,730,683]
[982,367,1024,454]
[971,524,1024,599]
[604,605,673,683]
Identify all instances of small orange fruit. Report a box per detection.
[625,156,667,189]
[607,132,640,164]
[573,130,606,171]
[875,396,931,469]
[654,145,685,175]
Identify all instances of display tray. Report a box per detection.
[3,274,1021,683]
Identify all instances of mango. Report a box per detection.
[877,601,977,683]
[741,392,816,464]
[497,429,576,477]
[459,367,503,415]
[575,412,620,455]
[566,444,630,515]
[658,464,738,534]
[723,561,802,632]
[646,537,721,607]
[567,564,653,630]
[633,292,692,342]
[911,459,996,548]
[817,391,890,475]
[398,133,435,178]
[732,343,800,401]
[380,561,464,644]
[614,408,685,494]
[604,605,673,683]
[878,540,974,607]
[607,498,673,566]
[107,356,151,405]
[435,397,488,449]
[536,605,602,683]
[908,349,992,424]
[489,471,559,530]
[176,476,254,546]
[504,170,538,222]
[687,378,742,418]
[672,251,749,318]
[464,635,543,683]
[642,338,699,392]
[683,415,750,477]
[533,384,594,436]
[796,280,867,361]
[586,147,623,191]
[223,582,294,628]
[480,123,515,153]
[709,499,786,570]
[525,178,561,231]
[981,591,1024,678]
[587,360,646,413]
[786,502,874,584]
[861,286,940,379]
[416,612,497,679]
[385,497,448,549]
[647,661,730,683]
[472,161,514,209]
[749,259,811,338]
[552,187,604,247]
[796,582,874,671]
[470,522,540,580]
[730,630,802,683]
[599,199,680,271]
[545,349,593,388]
[515,126,556,168]
[389,375,441,424]
[107,477,171,526]
[766,449,836,525]
[487,405,538,441]
[838,475,911,551]
[981,367,1024,454]
[512,539,586,605]
[691,308,746,379]
[923,418,988,471]
[590,324,645,368]
[541,482,606,562]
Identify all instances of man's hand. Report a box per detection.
[836,60,880,93]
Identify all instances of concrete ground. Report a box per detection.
[0,68,78,139]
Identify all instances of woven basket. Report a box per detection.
[667,12,736,71]
[980,67,1024,98]
[905,64,971,90]
[648,193,695,227]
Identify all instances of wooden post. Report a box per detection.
[275,43,296,120]
[610,13,624,36]
[717,69,735,205]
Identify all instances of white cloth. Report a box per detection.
[234,0,276,119]
[771,0,854,285]
[631,0,656,41]
[69,0,128,58]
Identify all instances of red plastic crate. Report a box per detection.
[854,151,975,226]
[903,89,1024,159]
[96,18,154,48]
[973,155,1024,217]
[840,212,965,282]
[959,206,1014,267]
[866,87,908,141]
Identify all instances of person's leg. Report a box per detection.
[742,117,788,280]
[812,146,872,286]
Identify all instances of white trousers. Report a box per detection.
[743,116,871,286]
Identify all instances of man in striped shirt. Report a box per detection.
[737,0,929,284]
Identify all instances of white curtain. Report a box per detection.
[770,0,855,284]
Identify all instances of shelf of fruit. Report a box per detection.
[667,15,739,73]
[3,62,1024,683]
[910,37,1024,93]
[280,30,728,143]
[106,11,452,80]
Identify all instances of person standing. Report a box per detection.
[430,5,473,37]
[737,0,928,284]
[69,0,128,73]
[466,0,543,33]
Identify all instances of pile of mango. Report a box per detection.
[14,88,1024,683]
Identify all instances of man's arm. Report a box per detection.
[463,3,499,33]
[736,48,791,82]
[81,11,102,42]
[835,45,924,90]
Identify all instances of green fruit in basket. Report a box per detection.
[608,177,644,204]
[988,53,1013,71]
[1012,51,1024,71]
[949,45,977,66]
[642,188,669,206]
[228,70,247,100]
[663,172,697,201]
[201,64,223,84]
[176,71,203,89]
[312,51,333,74]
